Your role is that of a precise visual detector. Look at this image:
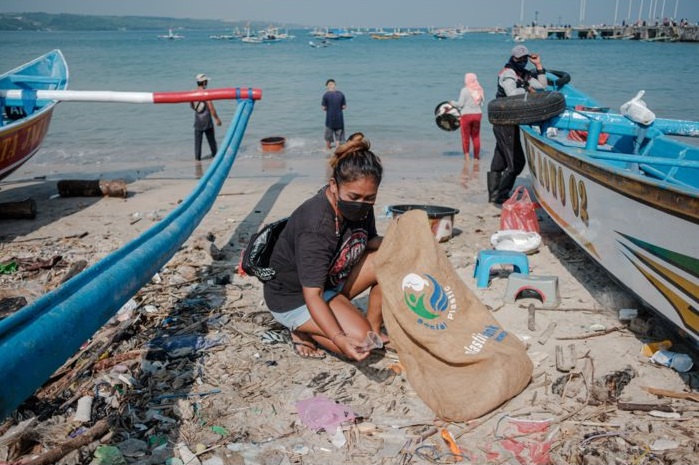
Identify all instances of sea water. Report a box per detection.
[1,29,697,181]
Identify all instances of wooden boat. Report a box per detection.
[0,49,67,181]
[518,74,699,345]
[0,52,262,418]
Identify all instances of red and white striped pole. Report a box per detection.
[0,87,262,103]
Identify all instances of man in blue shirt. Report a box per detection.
[321,79,347,149]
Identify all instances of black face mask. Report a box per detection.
[337,198,373,222]
[508,57,528,75]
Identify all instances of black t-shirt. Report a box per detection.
[263,186,377,312]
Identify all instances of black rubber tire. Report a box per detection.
[487,91,566,125]
[547,69,571,88]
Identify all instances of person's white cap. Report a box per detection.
[195,73,209,82]
[511,45,530,58]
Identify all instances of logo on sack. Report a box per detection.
[401,273,457,330]
[464,324,508,355]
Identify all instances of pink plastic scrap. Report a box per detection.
[295,395,356,432]
[492,415,554,465]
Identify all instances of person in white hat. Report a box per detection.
[190,73,221,160]
[487,45,547,204]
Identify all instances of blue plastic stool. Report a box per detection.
[474,249,530,288]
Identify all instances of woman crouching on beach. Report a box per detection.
[263,134,385,361]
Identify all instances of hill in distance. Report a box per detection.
[0,12,299,31]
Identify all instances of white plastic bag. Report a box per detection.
[620,90,656,125]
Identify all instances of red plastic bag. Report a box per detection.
[500,186,540,233]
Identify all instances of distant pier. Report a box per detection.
[512,24,699,42]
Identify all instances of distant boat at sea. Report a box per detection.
[157,27,184,40]
[210,28,243,40]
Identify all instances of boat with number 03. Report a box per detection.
[519,72,699,345]
[0,49,67,181]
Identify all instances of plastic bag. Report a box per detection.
[620,90,656,125]
[500,186,540,233]
[295,395,356,431]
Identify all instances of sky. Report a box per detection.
[0,0,697,28]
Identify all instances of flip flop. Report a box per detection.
[261,329,291,345]
[291,341,326,359]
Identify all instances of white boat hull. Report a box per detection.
[521,129,699,344]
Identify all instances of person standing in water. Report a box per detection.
[321,79,347,149]
[191,73,221,161]
[450,73,484,160]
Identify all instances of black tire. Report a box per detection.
[547,69,571,88]
[487,91,566,125]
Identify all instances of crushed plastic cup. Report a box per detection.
[357,331,383,353]
[650,350,693,373]
[618,308,638,322]
[641,339,672,357]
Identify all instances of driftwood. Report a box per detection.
[0,198,36,219]
[57,179,127,198]
[617,401,674,412]
[556,326,625,340]
[0,296,27,318]
[19,418,110,465]
[527,303,536,331]
[59,259,88,284]
[642,386,699,403]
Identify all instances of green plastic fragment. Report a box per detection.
[211,425,228,436]
[92,445,126,465]
[0,261,18,274]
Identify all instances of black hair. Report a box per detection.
[329,135,383,186]
[325,78,336,86]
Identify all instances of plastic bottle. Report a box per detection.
[650,350,694,373]
[641,339,672,357]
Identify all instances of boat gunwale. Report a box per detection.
[522,129,699,224]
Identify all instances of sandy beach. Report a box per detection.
[0,151,697,465]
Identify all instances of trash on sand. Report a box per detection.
[491,415,555,465]
[91,445,127,465]
[650,350,693,372]
[147,333,227,357]
[295,395,356,432]
[641,339,672,357]
[617,308,638,322]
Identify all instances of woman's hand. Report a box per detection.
[334,333,370,361]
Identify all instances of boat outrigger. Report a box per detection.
[0,50,262,419]
[517,72,699,345]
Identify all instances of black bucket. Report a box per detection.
[388,205,460,242]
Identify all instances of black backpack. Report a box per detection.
[240,217,288,282]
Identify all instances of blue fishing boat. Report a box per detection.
[0,51,262,419]
[0,49,68,181]
[516,73,699,345]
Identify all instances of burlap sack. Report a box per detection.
[375,210,533,421]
